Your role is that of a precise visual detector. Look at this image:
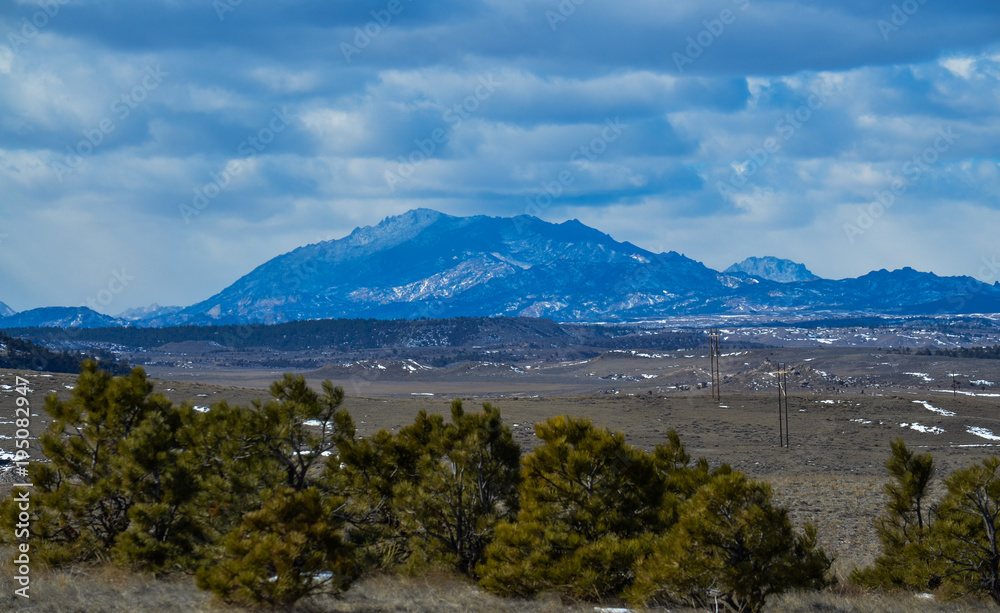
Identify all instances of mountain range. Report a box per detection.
[3,209,1000,328]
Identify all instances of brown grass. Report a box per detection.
[768,473,886,579]
[0,556,600,613]
[772,586,996,612]
[2,554,999,612]
[0,559,220,612]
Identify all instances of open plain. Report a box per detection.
[3,343,1000,610]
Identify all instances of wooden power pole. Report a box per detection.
[709,327,722,402]
[776,363,790,448]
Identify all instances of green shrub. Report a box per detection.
[0,364,360,607]
[0,361,205,570]
[253,374,353,491]
[477,417,716,601]
[196,486,355,606]
[392,400,521,574]
[195,374,357,604]
[628,471,832,613]
[331,400,520,575]
[851,438,937,591]
[852,442,1000,604]
[328,409,442,571]
[929,456,1000,604]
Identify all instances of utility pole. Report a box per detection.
[784,366,790,447]
[776,363,790,448]
[709,327,722,402]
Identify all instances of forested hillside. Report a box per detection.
[0,331,127,374]
[5,317,714,352]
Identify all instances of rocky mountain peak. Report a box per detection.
[725,256,820,283]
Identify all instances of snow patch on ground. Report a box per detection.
[935,389,1000,398]
[403,359,431,372]
[967,426,1000,441]
[609,350,673,359]
[914,400,955,417]
[905,372,934,382]
[901,422,945,434]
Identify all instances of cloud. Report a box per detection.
[0,0,998,312]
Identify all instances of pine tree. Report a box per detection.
[327,410,438,571]
[112,402,206,571]
[196,486,354,606]
[477,417,715,600]
[0,361,204,569]
[253,374,353,491]
[180,399,280,547]
[929,456,1000,604]
[197,374,358,604]
[392,399,521,573]
[851,438,937,590]
[628,471,832,613]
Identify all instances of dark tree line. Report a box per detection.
[6,317,720,353]
[0,331,128,374]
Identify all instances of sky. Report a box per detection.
[1,0,999,314]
